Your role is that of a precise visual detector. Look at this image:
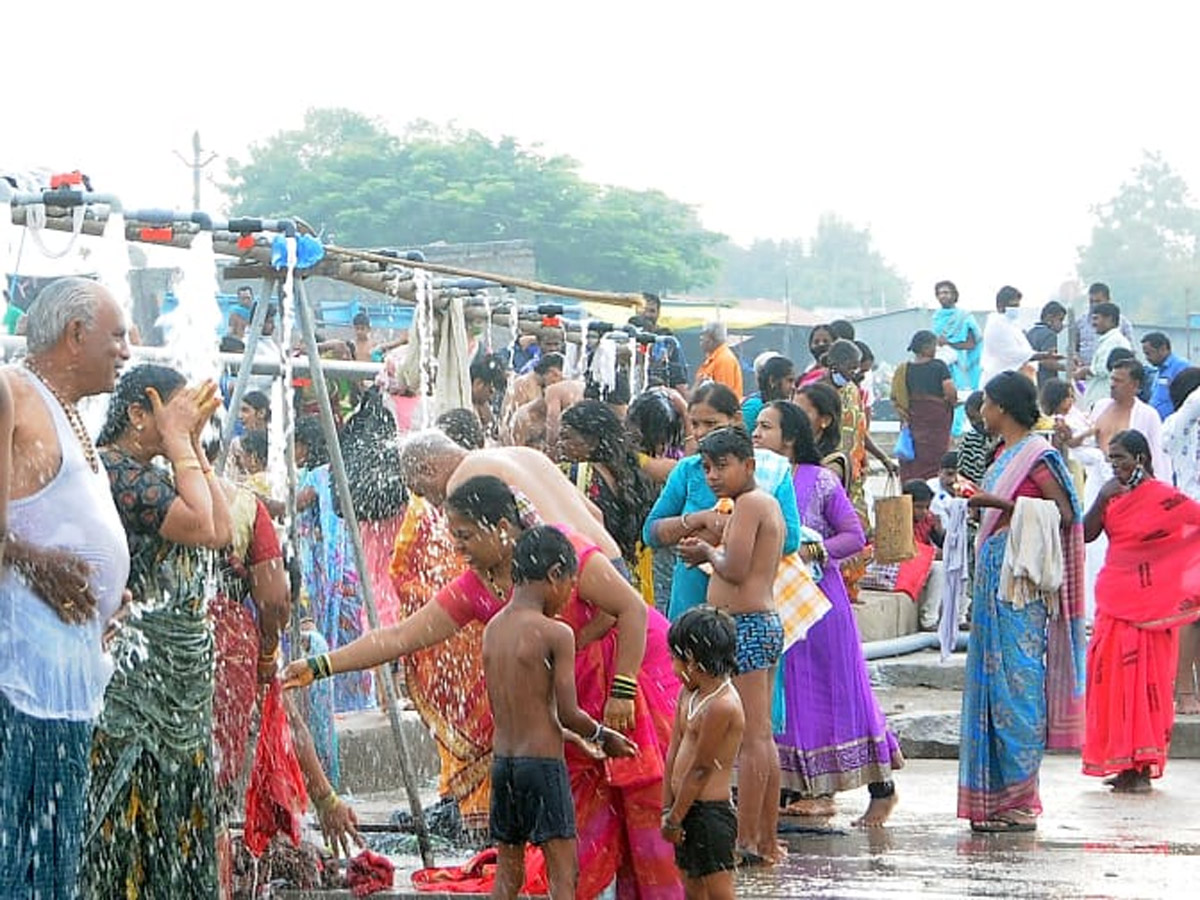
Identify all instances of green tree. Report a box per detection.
[224,109,722,292]
[1078,151,1200,323]
[711,216,909,311]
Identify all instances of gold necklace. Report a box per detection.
[24,358,100,473]
[481,567,509,601]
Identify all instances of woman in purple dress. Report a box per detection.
[752,400,904,826]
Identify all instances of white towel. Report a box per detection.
[938,497,970,661]
[1000,496,1062,613]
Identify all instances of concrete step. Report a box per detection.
[335,708,438,795]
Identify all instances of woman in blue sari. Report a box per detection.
[959,372,1085,832]
[931,280,982,436]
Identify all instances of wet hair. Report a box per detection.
[446,474,520,530]
[1041,301,1067,320]
[294,416,328,468]
[1169,367,1200,411]
[1091,301,1120,325]
[97,364,187,445]
[828,319,856,341]
[757,355,795,400]
[511,525,577,584]
[626,390,684,456]
[352,312,371,327]
[1039,379,1072,416]
[934,280,958,300]
[1110,356,1145,386]
[561,400,656,560]
[983,371,1040,429]
[996,285,1022,309]
[940,451,959,470]
[24,276,103,354]
[698,425,755,463]
[470,352,508,390]
[825,339,861,372]
[965,390,985,414]
[1110,429,1154,476]
[689,381,741,419]
[241,429,269,465]
[668,606,738,676]
[903,479,934,503]
[854,341,875,366]
[534,352,565,376]
[243,390,271,415]
[765,401,822,466]
[436,407,485,450]
[1088,282,1111,300]
[1142,331,1170,351]
[907,330,937,355]
[797,382,843,457]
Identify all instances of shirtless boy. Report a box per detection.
[678,426,784,865]
[482,526,636,900]
[662,606,745,899]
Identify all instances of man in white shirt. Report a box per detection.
[1074,302,1131,411]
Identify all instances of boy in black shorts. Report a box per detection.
[482,526,636,899]
[662,607,746,899]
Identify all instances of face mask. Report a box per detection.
[1005,307,1020,321]
[831,372,848,387]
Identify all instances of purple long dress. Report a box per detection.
[776,464,904,795]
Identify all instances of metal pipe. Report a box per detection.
[292,278,435,867]
[862,631,968,661]
[0,336,386,380]
[9,190,122,208]
[215,282,275,475]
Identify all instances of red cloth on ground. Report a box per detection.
[244,680,308,855]
[412,846,547,894]
[1082,481,1200,778]
[347,849,396,897]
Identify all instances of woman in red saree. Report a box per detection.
[1082,429,1200,792]
[285,477,683,900]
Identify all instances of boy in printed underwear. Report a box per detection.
[482,525,636,899]
[662,606,745,899]
[678,426,785,865]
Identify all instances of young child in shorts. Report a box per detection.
[678,426,784,865]
[482,525,636,900]
[663,606,746,900]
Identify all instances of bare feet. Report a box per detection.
[1176,693,1200,716]
[852,791,898,828]
[781,796,836,818]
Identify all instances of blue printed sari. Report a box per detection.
[957,436,1085,824]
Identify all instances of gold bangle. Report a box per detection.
[313,790,340,814]
[176,459,203,471]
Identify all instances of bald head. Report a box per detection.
[398,429,468,504]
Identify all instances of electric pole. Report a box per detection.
[173,130,218,211]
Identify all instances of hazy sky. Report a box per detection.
[7,1,1200,312]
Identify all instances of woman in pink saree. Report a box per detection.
[285,476,682,900]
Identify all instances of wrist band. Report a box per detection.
[589,721,605,744]
[610,674,638,700]
[306,653,333,681]
[314,790,340,814]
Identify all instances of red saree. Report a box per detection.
[1082,481,1200,778]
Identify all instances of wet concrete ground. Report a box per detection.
[283,755,1199,899]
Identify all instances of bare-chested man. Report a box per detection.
[502,352,564,442]
[1092,358,1172,481]
[398,431,621,561]
[0,277,133,897]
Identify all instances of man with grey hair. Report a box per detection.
[693,320,743,399]
[0,276,132,898]
[398,430,620,560]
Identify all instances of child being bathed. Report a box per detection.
[663,607,745,900]
[482,525,637,900]
[677,426,785,866]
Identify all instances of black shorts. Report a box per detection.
[674,800,737,878]
[489,756,576,846]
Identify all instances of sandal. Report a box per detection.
[970,817,1037,833]
[735,847,768,867]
